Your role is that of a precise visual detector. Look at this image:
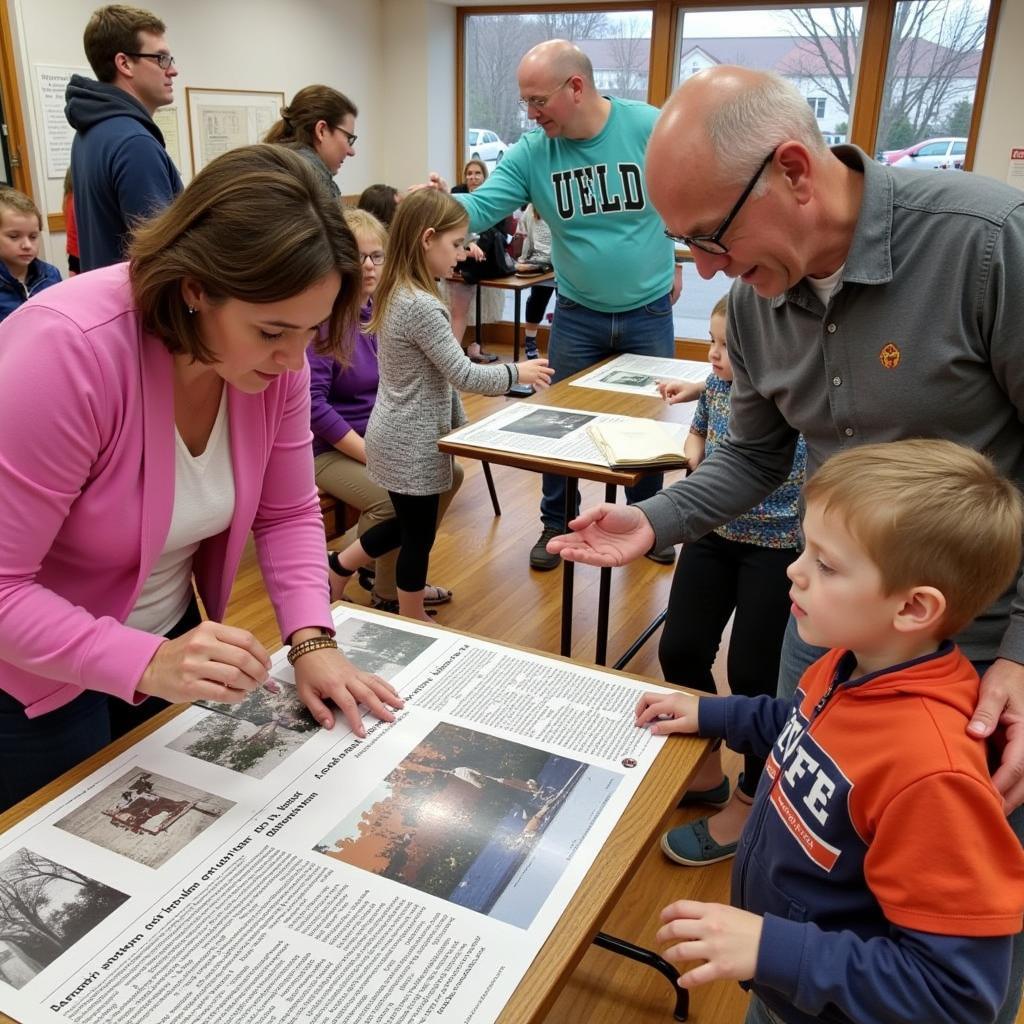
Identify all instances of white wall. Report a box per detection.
[379,0,457,188]
[973,0,1024,186]
[6,0,389,267]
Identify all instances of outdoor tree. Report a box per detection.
[783,1,985,151]
[605,17,650,101]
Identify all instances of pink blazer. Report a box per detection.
[0,264,333,717]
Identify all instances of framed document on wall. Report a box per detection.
[186,87,285,174]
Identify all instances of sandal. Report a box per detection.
[467,343,498,364]
[423,584,453,606]
[371,593,437,617]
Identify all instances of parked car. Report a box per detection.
[882,137,967,170]
[466,129,507,164]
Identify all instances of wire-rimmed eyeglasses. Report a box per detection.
[664,148,776,255]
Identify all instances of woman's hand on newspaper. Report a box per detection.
[545,504,656,568]
[137,621,272,704]
[295,648,404,736]
[634,691,701,735]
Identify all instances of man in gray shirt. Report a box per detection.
[548,66,1024,1022]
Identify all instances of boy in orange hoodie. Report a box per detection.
[637,439,1024,1024]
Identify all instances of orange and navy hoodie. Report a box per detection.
[697,642,1024,1024]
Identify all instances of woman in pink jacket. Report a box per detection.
[0,144,403,811]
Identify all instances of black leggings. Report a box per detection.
[524,285,554,325]
[358,491,440,593]
[659,532,797,798]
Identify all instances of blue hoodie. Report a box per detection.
[0,258,62,323]
[65,75,182,271]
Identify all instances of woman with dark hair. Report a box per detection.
[0,144,402,813]
[449,159,502,363]
[357,184,400,227]
[265,85,359,199]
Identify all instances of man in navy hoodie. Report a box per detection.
[65,5,182,271]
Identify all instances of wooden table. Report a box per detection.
[0,617,707,1024]
[440,361,696,666]
[472,270,556,361]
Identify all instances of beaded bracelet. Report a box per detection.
[286,634,338,666]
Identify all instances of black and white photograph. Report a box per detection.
[0,849,129,989]
[54,768,233,868]
[600,370,655,388]
[334,616,437,677]
[499,409,596,440]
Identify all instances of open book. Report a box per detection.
[587,420,689,469]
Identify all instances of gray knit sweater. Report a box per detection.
[365,285,517,494]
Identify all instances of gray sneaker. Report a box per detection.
[525,341,540,360]
[529,527,561,571]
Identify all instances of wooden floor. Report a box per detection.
[223,346,750,1023]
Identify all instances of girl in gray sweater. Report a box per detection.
[328,190,553,621]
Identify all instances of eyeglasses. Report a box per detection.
[359,252,385,266]
[517,77,573,111]
[664,149,776,255]
[335,126,358,147]
[124,52,175,70]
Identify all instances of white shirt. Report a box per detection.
[806,263,846,306]
[126,390,235,635]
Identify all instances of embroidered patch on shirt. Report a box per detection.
[879,342,901,369]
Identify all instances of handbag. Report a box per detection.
[459,226,516,283]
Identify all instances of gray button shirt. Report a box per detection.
[639,146,1024,662]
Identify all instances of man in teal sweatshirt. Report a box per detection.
[443,40,681,570]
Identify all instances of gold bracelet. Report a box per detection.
[287,634,338,665]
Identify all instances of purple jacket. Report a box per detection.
[308,304,378,456]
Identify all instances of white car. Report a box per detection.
[466,129,507,164]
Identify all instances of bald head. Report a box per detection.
[648,66,829,216]
[518,39,594,89]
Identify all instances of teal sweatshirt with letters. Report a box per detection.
[452,98,674,313]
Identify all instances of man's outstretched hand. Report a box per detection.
[545,504,657,567]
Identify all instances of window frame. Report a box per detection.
[455,0,1004,342]
[457,0,1002,171]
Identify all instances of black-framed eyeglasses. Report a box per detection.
[124,51,175,70]
[359,251,385,266]
[665,148,776,255]
[517,76,573,111]
[335,125,358,147]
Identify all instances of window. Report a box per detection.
[671,5,866,339]
[872,0,991,162]
[916,140,951,156]
[462,10,653,169]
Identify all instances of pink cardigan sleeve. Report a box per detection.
[248,360,334,642]
[0,306,165,704]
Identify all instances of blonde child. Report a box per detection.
[0,189,61,322]
[327,189,553,621]
[656,294,806,866]
[637,439,1024,1024]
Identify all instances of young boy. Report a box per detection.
[0,188,62,323]
[636,439,1024,1024]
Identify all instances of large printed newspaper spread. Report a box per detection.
[0,607,671,1024]
[443,403,692,466]
[568,354,709,397]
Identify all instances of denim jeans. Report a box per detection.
[776,617,1024,1024]
[539,291,676,531]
